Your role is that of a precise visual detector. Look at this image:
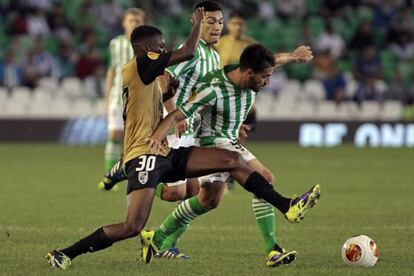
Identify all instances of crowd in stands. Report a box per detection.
[0,0,414,119]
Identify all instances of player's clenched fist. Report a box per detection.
[293,46,313,63]
[192,7,205,25]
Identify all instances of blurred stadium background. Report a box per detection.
[0,0,413,146]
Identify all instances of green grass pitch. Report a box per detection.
[0,143,413,275]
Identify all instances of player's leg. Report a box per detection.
[246,158,296,266]
[160,135,199,201]
[46,188,155,269]
[153,178,200,258]
[105,102,124,172]
[152,147,287,250]
[158,181,187,202]
[148,147,320,259]
[247,158,278,254]
[100,102,125,191]
[186,147,321,222]
[155,177,226,254]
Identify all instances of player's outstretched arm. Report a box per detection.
[167,7,205,66]
[148,109,186,153]
[274,45,313,68]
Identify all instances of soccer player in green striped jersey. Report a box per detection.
[103,8,145,180]
[148,44,320,267]
[159,1,223,202]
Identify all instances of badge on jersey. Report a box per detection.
[147,52,160,60]
[138,171,148,184]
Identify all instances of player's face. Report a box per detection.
[201,11,224,44]
[246,66,274,92]
[145,34,166,54]
[123,13,145,36]
[227,17,245,38]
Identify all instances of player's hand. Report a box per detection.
[293,46,313,63]
[239,124,251,140]
[192,7,205,25]
[147,137,162,155]
[175,120,188,138]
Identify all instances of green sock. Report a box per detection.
[153,196,209,248]
[155,184,164,199]
[160,224,189,251]
[252,196,277,254]
[104,139,121,172]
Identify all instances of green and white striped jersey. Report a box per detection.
[166,39,220,135]
[179,64,256,146]
[108,34,134,104]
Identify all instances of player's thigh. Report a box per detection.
[184,147,244,178]
[247,158,274,184]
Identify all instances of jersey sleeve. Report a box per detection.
[136,51,172,85]
[165,46,199,77]
[178,84,217,118]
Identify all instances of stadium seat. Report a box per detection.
[379,101,403,121]
[358,102,381,120]
[274,101,297,120]
[61,77,83,98]
[49,97,73,117]
[316,102,338,120]
[38,77,59,91]
[93,99,106,117]
[256,92,277,120]
[27,100,51,117]
[345,79,357,99]
[31,87,53,110]
[0,87,9,102]
[3,97,29,117]
[83,77,102,99]
[304,79,325,103]
[10,86,32,104]
[72,99,94,116]
[294,102,317,120]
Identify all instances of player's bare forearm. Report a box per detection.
[149,109,186,153]
[167,7,205,66]
[164,98,176,113]
[274,46,313,69]
[104,68,115,112]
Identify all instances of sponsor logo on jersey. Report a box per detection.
[147,52,160,60]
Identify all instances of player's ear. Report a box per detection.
[245,68,254,78]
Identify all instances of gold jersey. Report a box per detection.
[122,52,172,163]
[215,35,254,67]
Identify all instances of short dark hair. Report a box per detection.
[194,1,222,12]
[229,10,246,20]
[239,44,275,73]
[130,25,162,44]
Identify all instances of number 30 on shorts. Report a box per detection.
[135,155,156,172]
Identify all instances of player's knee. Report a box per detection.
[162,188,186,202]
[122,221,142,238]
[262,170,274,185]
[199,195,221,209]
[224,151,244,169]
